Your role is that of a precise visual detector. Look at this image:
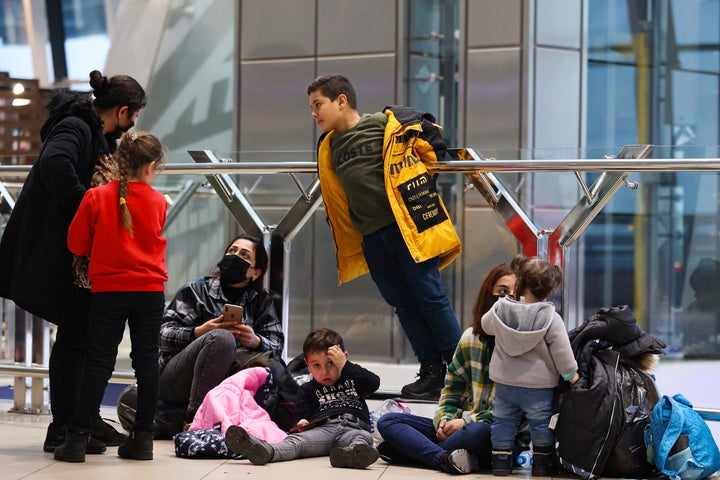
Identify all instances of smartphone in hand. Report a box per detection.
[289,416,329,433]
[223,304,244,324]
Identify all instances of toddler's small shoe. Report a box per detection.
[330,444,379,469]
[492,450,513,476]
[225,425,274,465]
[531,444,557,476]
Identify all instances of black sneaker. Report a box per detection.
[377,441,418,465]
[43,422,106,454]
[225,425,274,465]
[438,449,480,474]
[400,361,446,400]
[92,417,127,446]
[329,444,379,469]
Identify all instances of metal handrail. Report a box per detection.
[0,364,136,383]
[3,157,720,177]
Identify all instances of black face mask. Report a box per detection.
[105,121,135,145]
[217,255,251,285]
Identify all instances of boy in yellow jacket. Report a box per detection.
[307,74,462,400]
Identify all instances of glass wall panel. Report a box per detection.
[407,0,458,143]
[0,0,33,78]
[585,0,720,360]
[61,0,110,81]
[138,0,237,297]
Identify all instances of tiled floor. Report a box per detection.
[0,397,533,480]
[1,360,718,480]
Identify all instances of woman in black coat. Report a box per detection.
[0,70,147,452]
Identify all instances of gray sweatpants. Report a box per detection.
[271,417,373,462]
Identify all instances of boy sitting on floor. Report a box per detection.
[225,327,380,469]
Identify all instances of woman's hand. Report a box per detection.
[231,324,260,349]
[436,419,464,441]
[193,314,243,338]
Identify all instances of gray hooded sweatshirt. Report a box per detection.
[481,297,578,388]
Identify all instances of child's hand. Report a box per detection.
[296,419,309,427]
[568,372,580,385]
[327,344,347,370]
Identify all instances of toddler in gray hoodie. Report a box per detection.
[481,254,579,477]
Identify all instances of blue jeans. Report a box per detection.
[72,291,165,433]
[377,412,492,469]
[491,383,554,450]
[270,417,373,462]
[362,222,461,364]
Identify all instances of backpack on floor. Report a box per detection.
[117,384,186,439]
[270,353,312,431]
[645,393,720,480]
[174,427,241,459]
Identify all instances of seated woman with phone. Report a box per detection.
[158,234,284,435]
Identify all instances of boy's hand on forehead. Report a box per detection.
[327,344,347,370]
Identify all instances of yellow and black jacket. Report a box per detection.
[317,105,462,285]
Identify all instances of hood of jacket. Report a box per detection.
[40,91,104,146]
[383,105,435,126]
[492,297,556,357]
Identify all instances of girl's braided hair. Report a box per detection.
[116,131,167,237]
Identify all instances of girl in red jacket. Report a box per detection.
[55,131,168,463]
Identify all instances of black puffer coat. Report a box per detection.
[553,305,666,479]
[0,93,109,324]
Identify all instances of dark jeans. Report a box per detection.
[72,291,164,433]
[48,286,91,426]
[159,329,237,420]
[377,412,492,469]
[362,222,461,364]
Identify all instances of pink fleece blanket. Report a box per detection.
[189,367,287,443]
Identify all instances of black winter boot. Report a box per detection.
[401,361,446,400]
[225,425,274,465]
[92,416,127,446]
[531,444,556,476]
[53,430,89,463]
[43,422,106,454]
[118,430,154,460]
[329,444,379,469]
[491,450,513,476]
